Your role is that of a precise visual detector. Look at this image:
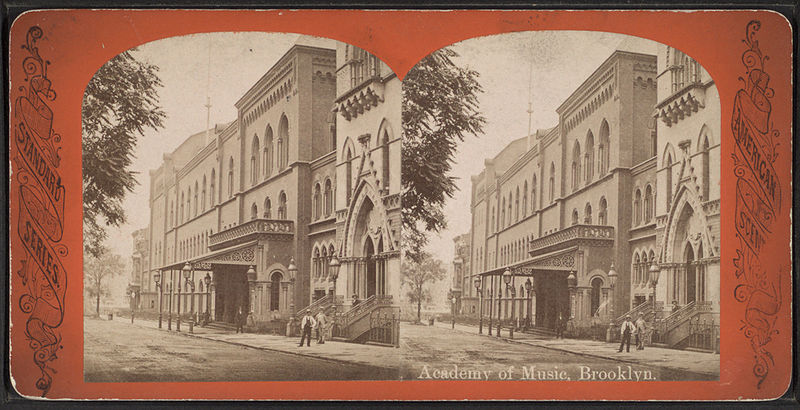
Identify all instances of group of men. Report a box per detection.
[617,312,648,353]
[298,309,330,347]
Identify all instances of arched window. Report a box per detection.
[500,197,506,230]
[591,277,603,316]
[251,135,260,185]
[490,206,495,232]
[599,197,608,225]
[324,179,332,217]
[531,174,537,212]
[507,192,512,227]
[345,148,353,205]
[278,115,289,170]
[633,253,641,285]
[228,157,234,197]
[382,128,390,189]
[265,126,274,178]
[522,181,528,217]
[644,185,653,223]
[584,203,593,224]
[585,130,595,183]
[572,140,581,192]
[599,120,610,175]
[313,183,322,220]
[278,191,287,219]
[264,197,272,218]
[665,152,674,211]
[634,189,642,225]
[250,203,258,220]
[169,201,174,228]
[313,247,320,278]
[193,181,198,216]
[571,209,579,225]
[201,176,207,212]
[270,271,282,311]
[180,192,185,223]
[514,186,520,222]
[209,169,216,206]
[549,163,556,202]
[187,186,192,221]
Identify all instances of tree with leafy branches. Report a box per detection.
[84,249,126,317]
[82,49,165,258]
[402,252,447,324]
[401,47,485,263]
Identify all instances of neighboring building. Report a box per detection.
[140,37,401,344]
[651,45,720,348]
[451,233,470,315]
[465,46,719,350]
[130,227,151,310]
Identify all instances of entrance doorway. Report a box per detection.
[533,271,569,330]
[213,266,249,324]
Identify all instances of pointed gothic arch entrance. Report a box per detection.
[365,236,377,298]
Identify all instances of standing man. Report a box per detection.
[299,311,316,347]
[315,309,328,344]
[555,313,564,339]
[635,313,647,350]
[451,295,457,329]
[234,306,245,333]
[618,315,635,353]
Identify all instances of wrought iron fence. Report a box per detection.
[688,317,719,352]
[368,309,400,347]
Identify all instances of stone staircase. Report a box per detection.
[331,295,399,347]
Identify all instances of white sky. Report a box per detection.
[102,32,336,275]
[424,31,659,273]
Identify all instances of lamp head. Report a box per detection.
[502,268,512,285]
[182,263,192,280]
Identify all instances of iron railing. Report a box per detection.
[688,316,719,352]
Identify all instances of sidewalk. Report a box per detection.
[113,316,401,371]
[433,321,719,378]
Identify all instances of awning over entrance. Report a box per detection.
[156,240,258,271]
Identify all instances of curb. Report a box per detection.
[123,319,398,372]
[437,323,718,379]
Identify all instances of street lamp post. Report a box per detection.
[286,258,297,336]
[204,273,212,325]
[154,271,163,329]
[487,286,493,336]
[501,268,512,338]
[329,255,340,299]
[167,271,173,330]
[649,261,661,320]
[606,262,618,342]
[178,263,190,332]
[183,265,195,333]
[507,282,516,339]
[246,265,257,333]
[567,271,577,338]
[474,277,483,334]
[524,277,533,331]
[130,289,136,324]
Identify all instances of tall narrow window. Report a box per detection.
[228,157,234,198]
[701,131,710,200]
[278,115,289,170]
[313,183,322,220]
[186,187,191,221]
[571,209,579,225]
[666,153,673,211]
[180,192,185,223]
[531,174,537,212]
[265,126,274,178]
[644,185,653,223]
[507,193,512,227]
[549,163,556,203]
[270,272,282,311]
[501,197,506,230]
[250,203,258,220]
[585,130,595,183]
[599,120,610,175]
[169,201,174,228]
[278,191,287,219]
[590,277,603,316]
[264,197,271,218]
[345,148,353,205]
[514,187,519,222]
[193,181,198,216]
[251,135,260,185]
[201,176,207,212]
[634,189,642,225]
[382,129,390,189]
[522,181,528,217]
[324,179,332,217]
[209,169,216,206]
[490,206,495,232]
[572,141,581,192]
[599,197,608,225]
[584,203,593,224]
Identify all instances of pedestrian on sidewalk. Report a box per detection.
[555,313,565,339]
[635,313,647,350]
[315,309,328,344]
[299,311,316,347]
[234,306,245,333]
[618,315,635,353]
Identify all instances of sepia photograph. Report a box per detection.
[402,31,721,381]
[81,32,404,382]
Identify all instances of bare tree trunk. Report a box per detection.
[416,290,422,323]
[96,293,100,317]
